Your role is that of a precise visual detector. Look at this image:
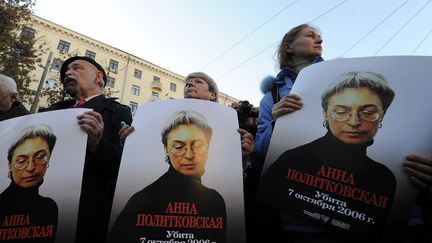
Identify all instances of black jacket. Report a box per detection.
[40,94,132,243]
[257,132,396,241]
[0,181,58,242]
[108,166,227,243]
[0,101,30,122]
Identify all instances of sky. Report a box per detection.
[33,0,432,106]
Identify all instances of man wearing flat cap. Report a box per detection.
[40,56,132,243]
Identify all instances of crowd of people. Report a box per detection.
[0,23,431,243]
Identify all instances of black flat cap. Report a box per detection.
[60,56,108,87]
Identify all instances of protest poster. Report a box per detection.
[0,109,88,242]
[108,99,245,243]
[257,56,432,240]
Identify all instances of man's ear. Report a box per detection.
[10,93,17,103]
[95,71,104,87]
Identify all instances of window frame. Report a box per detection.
[170,82,177,92]
[109,59,119,73]
[85,50,96,60]
[57,40,70,53]
[50,58,63,71]
[106,77,116,88]
[131,84,140,96]
[134,69,142,79]
[129,101,138,112]
[21,26,36,38]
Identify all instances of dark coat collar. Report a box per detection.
[81,94,117,113]
[41,94,118,113]
[0,101,30,121]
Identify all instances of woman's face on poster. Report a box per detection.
[9,137,50,188]
[324,87,383,145]
[165,124,210,177]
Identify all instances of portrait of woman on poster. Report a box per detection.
[108,110,226,243]
[0,124,58,242]
[258,71,397,240]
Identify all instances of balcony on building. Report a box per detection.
[151,80,162,91]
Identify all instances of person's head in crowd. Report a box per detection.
[321,71,395,145]
[232,100,259,137]
[60,56,108,99]
[277,23,322,71]
[161,111,213,178]
[7,124,57,188]
[0,74,18,113]
[184,72,219,102]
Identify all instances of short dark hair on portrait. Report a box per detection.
[321,71,395,113]
[7,124,57,163]
[161,110,213,147]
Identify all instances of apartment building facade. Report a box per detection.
[24,15,238,112]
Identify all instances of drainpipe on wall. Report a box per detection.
[119,55,130,103]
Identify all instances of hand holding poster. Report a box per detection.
[108,99,245,243]
[257,56,432,241]
[0,110,88,242]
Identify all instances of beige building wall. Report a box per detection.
[24,15,238,112]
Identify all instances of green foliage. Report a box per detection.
[0,0,43,105]
[39,79,68,109]
[0,1,121,110]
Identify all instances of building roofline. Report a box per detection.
[30,14,184,79]
[30,14,235,100]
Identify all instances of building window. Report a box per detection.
[170,82,177,92]
[153,76,160,82]
[57,40,70,53]
[129,101,138,113]
[51,58,63,71]
[106,77,115,88]
[149,91,160,102]
[21,26,36,38]
[85,50,96,60]
[131,85,140,96]
[134,69,142,79]
[108,59,119,73]
[42,79,58,91]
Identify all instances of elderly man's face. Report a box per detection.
[9,137,50,188]
[165,124,210,177]
[63,60,103,99]
[0,86,16,113]
[324,87,383,145]
[184,78,215,101]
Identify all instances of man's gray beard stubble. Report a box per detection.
[65,84,78,99]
